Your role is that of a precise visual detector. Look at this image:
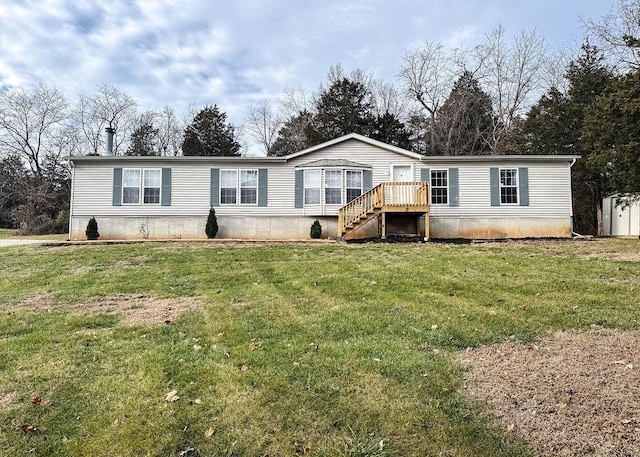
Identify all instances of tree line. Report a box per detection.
[1,0,639,235]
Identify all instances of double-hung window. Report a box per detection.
[346,170,362,202]
[304,170,321,205]
[500,168,518,204]
[220,170,238,204]
[122,169,161,205]
[430,169,448,205]
[324,170,342,205]
[122,169,141,204]
[240,170,258,204]
[143,169,161,204]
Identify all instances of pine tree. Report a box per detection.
[86,217,99,240]
[182,105,240,156]
[270,110,314,156]
[305,77,375,144]
[205,208,218,239]
[126,122,160,156]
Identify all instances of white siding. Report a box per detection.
[420,161,573,219]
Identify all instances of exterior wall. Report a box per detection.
[429,217,572,239]
[603,196,640,236]
[70,215,338,240]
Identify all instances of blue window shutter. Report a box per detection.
[210,168,220,207]
[490,167,500,206]
[420,167,430,182]
[258,168,268,207]
[449,168,459,207]
[362,169,372,191]
[112,168,122,206]
[161,168,171,206]
[518,167,529,206]
[294,170,304,208]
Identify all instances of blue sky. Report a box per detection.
[0,1,614,129]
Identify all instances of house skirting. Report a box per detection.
[428,216,572,239]
[69,216,339,240]
[69,215,572,241]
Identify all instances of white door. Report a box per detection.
[392,165,412,182]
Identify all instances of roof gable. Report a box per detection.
[284,133,424,160]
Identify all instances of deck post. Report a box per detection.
[381,212,387,239]
[424,211,430,241]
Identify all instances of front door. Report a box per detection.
[392,165,412,182]
[390,165,414,204]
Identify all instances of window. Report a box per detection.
[304,170,321,204]
[143,169,161,204]
[220,170,237,204]
[346,170,362,202]
[240,170,258,204]
[325,170,342,205]
[431,169,448,205]
[122,169,141,204]
[500,168,518,204]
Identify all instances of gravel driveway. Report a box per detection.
[0,239,50,247]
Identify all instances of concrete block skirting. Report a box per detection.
[70,215,573,241]
[70,216,339,240]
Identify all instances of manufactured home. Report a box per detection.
[67,133,578,240]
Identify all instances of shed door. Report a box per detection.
[392,165,412,182]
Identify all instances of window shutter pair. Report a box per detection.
[420,167,459,207]
[490,167,529,206]
[210,168,268,207]
[112,168,171,206]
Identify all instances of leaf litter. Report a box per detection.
[457,327,640,456]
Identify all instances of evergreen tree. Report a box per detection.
[205,207,218,238]
[432,71,493,155]
[126,122,160,156]
[305,77,375,144]
[370,112,411,149]
[182,105,240,156]
[270,110,314,156]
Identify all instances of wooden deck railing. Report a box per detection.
[338,182,429,236]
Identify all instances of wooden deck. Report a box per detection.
[338,182,430,239]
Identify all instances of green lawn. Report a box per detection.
[0,228,67,240]
[0,239,638,456]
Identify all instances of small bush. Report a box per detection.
[310,219,322,239]
[86,217,99,240]
[205,208,218,239]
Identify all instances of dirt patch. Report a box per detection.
[17,293,203,326]
[0,391,17,411]
[458,328,640,456]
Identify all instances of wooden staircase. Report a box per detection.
[338,182,430,239]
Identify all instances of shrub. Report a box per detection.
[310,219,322,239]
[205,208,218,238]
[86,217,99,240]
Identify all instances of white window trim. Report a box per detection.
[219,169,259,206]
[499,168,519,205]
[430,169,449,205]
[122,168,162,206]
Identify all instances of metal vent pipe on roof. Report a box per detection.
[105,127,114,156]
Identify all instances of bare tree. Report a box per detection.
[399,42,462,153]
[157,106,183,156]
[585,0,640,68]
[0,85,70,179]
[474,26,548,153]
[74,84,137,155]
[244,98,282,156]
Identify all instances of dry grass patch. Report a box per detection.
[458,327,640,456]
[0,391,17,411]
[16,292,203,326]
